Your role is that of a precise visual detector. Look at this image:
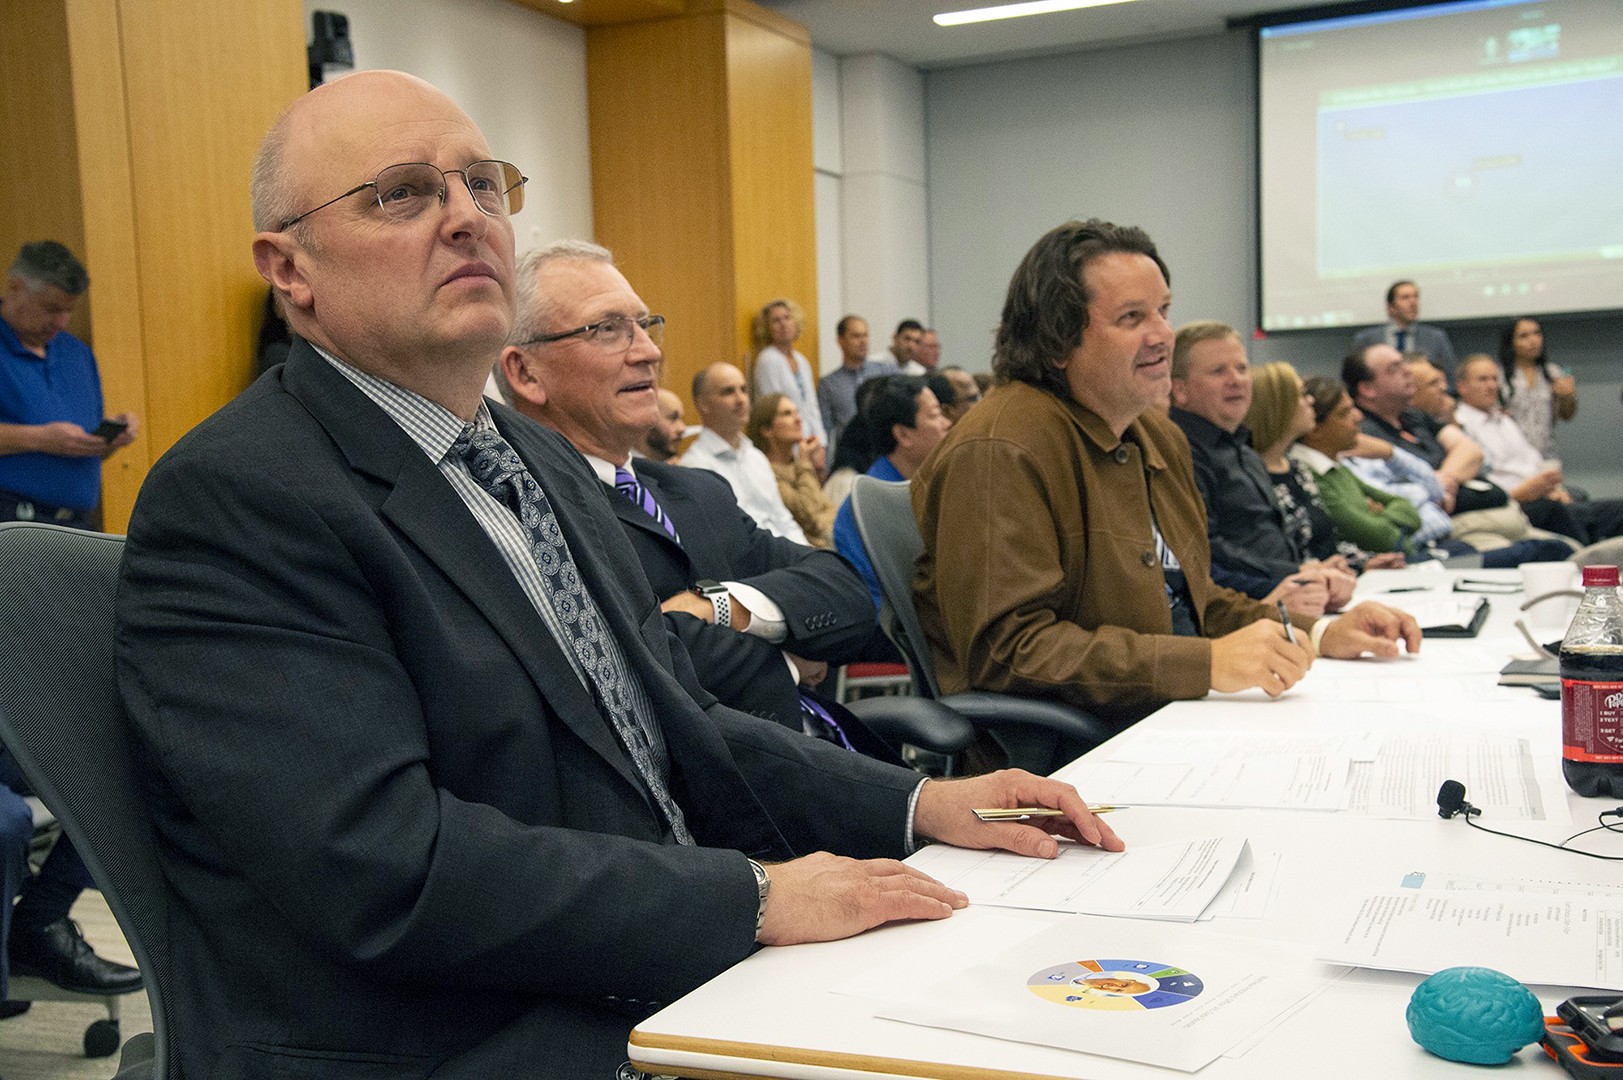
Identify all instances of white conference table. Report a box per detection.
[629,567,1623,1080]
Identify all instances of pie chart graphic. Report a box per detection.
[1027,958,1204,1012]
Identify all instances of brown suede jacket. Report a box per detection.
[913,380,1309,726]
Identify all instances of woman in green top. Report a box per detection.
[1246,363,1416,565]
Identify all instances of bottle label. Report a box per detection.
[1561,679,1623,763]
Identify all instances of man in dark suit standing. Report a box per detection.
[1350,280,1458,374]
[115,71,1122,1079]
[498,240,874,736]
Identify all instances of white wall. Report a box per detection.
[840,54,931,362]
[303,0,594,250]
[811,49,932,371]
[812,47,844,374]
[926,30,1255,374]
[923,28,1622,496]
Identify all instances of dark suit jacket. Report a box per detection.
[115,341,919,1080]
[611,458,874,727]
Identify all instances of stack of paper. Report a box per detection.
[907,836,1247,922]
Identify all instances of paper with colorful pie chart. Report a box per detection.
[1026,957,1205,1011]
[877,915,1333,1072]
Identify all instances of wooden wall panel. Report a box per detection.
[0,1,88,341]
[588,11,736,405]
[723,4,816,372]
[117,0,306,484]
[586,0,816,409]
[64,0,144,530]
[513,0,684,27]
[1,0,303,533]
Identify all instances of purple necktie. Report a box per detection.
[615,466,681,545]
[800,693,855,752]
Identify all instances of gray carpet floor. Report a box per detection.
[0,890,152,1080]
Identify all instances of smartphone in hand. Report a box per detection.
[91,418,129,442]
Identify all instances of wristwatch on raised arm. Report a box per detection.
[690,579,731,629]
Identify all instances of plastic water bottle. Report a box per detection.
[1559,564,1623,797]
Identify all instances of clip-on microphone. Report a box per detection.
[1436,780,1623,860]
[1435,780,1480,819]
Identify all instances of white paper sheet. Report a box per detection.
[1200,847,1282,921]
[1316,890,1623,989]
[907,836,1247,921]
[1054,730,1360,810]
[1341,734,1546,820]
[1306,672,1510,703]
[877,915,1333,1073]
[827,909,1054,1003]
[1374,594,1488,631]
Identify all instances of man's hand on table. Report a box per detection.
[914,770,1124,856]
[1318,600,1422,659]
[755,852,967,946]
[1211,618,1312,697]
[755,771,1125,946]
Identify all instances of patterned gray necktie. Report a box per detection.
[453,425,693,844]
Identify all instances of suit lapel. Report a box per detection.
[280,344,647,802]
[619,466,693,567]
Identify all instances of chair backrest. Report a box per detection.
[1570,536,1623,569]
[0,522,170,1078]
[848,476,944,699]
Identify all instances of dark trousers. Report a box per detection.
[1522,497,1586,544]
[0,490,93,529]
[1570,498,1623,546]
[1,750,94,997]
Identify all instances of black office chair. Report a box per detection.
[0,522,170,1078]
[848,476,1115,775]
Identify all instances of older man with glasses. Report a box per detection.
[116,71,1124,1079]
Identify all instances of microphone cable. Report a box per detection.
[1436,780,1623,862]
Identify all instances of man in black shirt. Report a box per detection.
[1344,342,1484,508]
[1169,322,1349,614]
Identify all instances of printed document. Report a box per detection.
[1317,891,1623,988]
[907,836,1246,922]
[878,915,1333,1072]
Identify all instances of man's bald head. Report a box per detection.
[248,71,517,415]
[692,362,749,442]
[256,73,468,218]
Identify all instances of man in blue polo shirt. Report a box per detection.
[0,241,137,527]
[0,240,143,1015]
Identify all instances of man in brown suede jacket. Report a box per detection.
[913,219,1419,729]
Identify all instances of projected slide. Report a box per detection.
[1317,76,1623,274]
[1258,0,1623,331]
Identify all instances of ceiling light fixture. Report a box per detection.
[934,0,1141,28]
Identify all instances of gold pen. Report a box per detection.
[972,805,1127,821]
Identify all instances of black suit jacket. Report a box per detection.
[610,458,874,726]
[115,341,919,1080]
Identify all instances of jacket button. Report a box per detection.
[1141,550,1157,567]
[1113,446,1130,464]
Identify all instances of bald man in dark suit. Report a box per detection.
[116,72,1122,1079]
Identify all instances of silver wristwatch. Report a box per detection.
[691,579,731,629]
[747,858,770,938]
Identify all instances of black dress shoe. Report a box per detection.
[0,1000,30,1019]
[8,917,143,995]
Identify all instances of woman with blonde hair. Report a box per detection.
[747,392,836,548]
[1248,362,1406,570]
[750,298,827,475]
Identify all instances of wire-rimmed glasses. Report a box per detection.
[520,315,666,353]
[278,160,527,231]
